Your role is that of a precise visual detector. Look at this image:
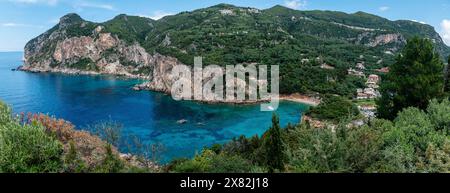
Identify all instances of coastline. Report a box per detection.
[18,65,151,80]
[19,66,320,106]
[6,63,315,164]
[280,93,321,106]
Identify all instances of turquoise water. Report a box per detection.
[0,52,309,162]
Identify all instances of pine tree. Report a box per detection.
[264,114,286,173]
[377,37,445,120]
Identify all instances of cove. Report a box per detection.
[0,52,309,162]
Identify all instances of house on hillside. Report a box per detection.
[220,9,234,15]
[357,88,380,99]
[358,105,377,118]
[321,63,335,70]
[375,67,390,73]
[356,62,366,70]
[366,74,380,89]
[348,68,365,77]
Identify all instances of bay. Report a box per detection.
[0,52,309,162]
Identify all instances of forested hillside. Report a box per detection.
[24,4,450,97]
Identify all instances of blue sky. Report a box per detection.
[0,0,449,51]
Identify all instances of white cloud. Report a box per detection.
[8,0,59,6]
[74,2,115,11]
[1,22,43,28]
[440,19,450,46]
[140,11,174,20]
[284,0,307,10]
[379,6,390,12]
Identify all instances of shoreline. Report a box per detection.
[18,65,151,80]
[19,66,320,106]
[280,93,321,106]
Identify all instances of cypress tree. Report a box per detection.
[264,114,286,173]
[377,37,445,120]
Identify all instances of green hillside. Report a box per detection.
[25,4,450,97]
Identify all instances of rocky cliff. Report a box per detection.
[21,13,190,97]
[23,14,156,79]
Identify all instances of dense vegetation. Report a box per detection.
[306,95,360,122]
[0,103,63,172]
[0,101,156,173]
[377,37,446,120]
[26,4,450,97]
[1,97,448,173]
[446,56,450,93]
[166,38,450,173]
[11,4,450,173]
[103,14,155,44]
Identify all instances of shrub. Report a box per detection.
[170,150,252,173]
[207,154,252,173]
[94,144,125,173]
[307,95,360,122]
[0,102,64,173]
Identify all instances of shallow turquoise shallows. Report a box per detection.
[0,52,309,162]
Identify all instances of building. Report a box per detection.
[358,105,377,118]
[367,74,380,83]
[348,68,365,77]
[357,88,380,99]
[219,9,234,15]
[366,74,380,89]
[375,67,390,73]
[356,62,366,70]
[321,63,335,70]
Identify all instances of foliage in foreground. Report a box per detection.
[0,102,63,173]
[1,98,449,173]
[306,95,360,122]
[0,101,153,173]
[168,99,450,173]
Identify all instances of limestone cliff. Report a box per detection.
[22,14,158,79]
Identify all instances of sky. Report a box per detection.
[0,0,449,51]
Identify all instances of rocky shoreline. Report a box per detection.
[18,66,274,105]
[19,66,318,106]
[18,65,151,79]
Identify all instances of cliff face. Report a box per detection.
[22,13,193,97]
[24,15,152,78]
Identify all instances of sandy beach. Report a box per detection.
[280,93,321,106]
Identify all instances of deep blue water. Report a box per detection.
[0,52,309,162]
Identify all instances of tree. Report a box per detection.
[445,56,450,93]
[377,37,445,120]
[263,114,286,173]
[306,95,359,122]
